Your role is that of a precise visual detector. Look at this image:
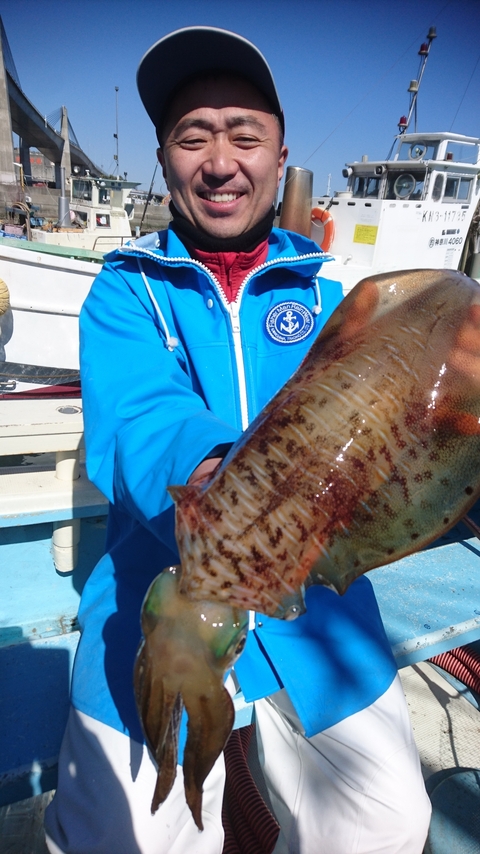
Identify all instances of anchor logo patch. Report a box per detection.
[265,301,315,344]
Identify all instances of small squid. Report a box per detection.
[134,566,248,829]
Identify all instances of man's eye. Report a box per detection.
[234,136,259,146]
[178,136,207,147]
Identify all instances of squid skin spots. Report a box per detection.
[174,269,480,613]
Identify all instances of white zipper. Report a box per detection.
[227,298,249,430]
[119,245,332,431]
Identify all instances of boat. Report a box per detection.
[0,237,103,395]
[311,130,480,293]
[0,174,140,393]
[1,175,137,254]
[29,175,138,254]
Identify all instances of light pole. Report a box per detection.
[114,86,119,177]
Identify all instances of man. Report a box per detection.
[45,26,431,854]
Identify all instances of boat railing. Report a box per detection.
[0,397,108,572]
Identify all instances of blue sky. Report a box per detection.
[2,0,479,194]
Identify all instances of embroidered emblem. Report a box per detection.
[265,301,315,344]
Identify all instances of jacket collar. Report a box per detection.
[110,226,333,279]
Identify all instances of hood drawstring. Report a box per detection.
[312,272,323,315]
[137,258,179,352]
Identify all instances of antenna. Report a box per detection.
[114,86,119,177]
[397,27,437,136]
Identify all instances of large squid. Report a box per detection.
[135,268,480,828]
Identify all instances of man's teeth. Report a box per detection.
[204,192,240,202]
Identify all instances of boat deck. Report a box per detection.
[1,661,479,853]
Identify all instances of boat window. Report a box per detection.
[72,210,88,225]
[443,176,472,202]
[431,174,444,202]
[398,141,437,161]
[96,213,111,227]
[351,176,382,198]
[445,142,479,164]
[110,189,123,208]
[98,188,111,205]
[386,171,425,200]
[72,179,92,201]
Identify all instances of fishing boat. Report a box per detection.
[0,237,102,395]
[1,175,137,253]
[311,129,480,293]
[29,175,137,254]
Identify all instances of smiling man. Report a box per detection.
[157,74,287,238]
[45,27,431,854]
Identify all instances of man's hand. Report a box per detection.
[188,457,223,487]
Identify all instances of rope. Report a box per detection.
[429,644,480,697]
[0,278,10,315]
[222,724,280,854]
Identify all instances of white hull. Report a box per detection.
[0,240,101,371]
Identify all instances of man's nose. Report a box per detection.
[202,139,238,180]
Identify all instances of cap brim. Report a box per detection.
[137,26,284,136]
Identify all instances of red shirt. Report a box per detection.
[190,239,269,303]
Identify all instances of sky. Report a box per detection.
[2,0,480,195]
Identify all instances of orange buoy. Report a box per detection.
[311,207,335,252]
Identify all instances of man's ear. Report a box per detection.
[277,145,289,187]
[157,148,168,186]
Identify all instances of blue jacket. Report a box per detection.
[73,226,397,748]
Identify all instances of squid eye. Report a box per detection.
[234,635,246,657]
[284,605,301,621]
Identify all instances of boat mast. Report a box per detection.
[398,26,437,135]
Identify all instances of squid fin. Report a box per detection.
[168,484,202,504]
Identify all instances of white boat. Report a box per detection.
[29,175,137,254]
[0,237,102,394]
[312,131,480,293]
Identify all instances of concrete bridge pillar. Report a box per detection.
[60,105,71,180]
[54,107,72,188]
[0,21,15,184]
[19,139,32,184]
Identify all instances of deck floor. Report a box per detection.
[1,662,479,853]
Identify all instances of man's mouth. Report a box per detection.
[200,192,243,203]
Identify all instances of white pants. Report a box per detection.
[45,676,430,854]
[255,674,431,854]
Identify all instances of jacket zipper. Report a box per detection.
[119,245,332,431]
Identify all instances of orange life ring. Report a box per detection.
[311,207,335,252]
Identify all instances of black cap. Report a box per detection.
[137,26,284,138]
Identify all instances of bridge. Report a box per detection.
[0,16,103,188]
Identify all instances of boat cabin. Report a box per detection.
[31,176,139,253]
[346,133,479,205]
[313,132,480,293]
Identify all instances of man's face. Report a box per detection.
[157,75,288,239]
